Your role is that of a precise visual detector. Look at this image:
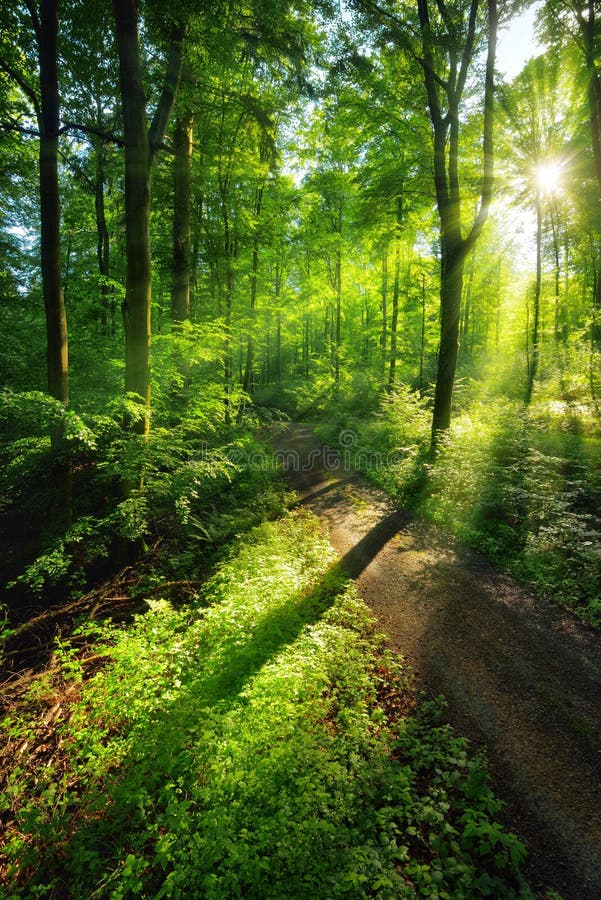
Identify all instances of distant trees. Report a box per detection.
[2,0,601,464]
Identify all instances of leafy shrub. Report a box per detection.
[1,512,531,898]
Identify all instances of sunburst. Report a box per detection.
[535,161,563,197]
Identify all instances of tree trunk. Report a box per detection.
[221,201,234,425]
[190,191,202,317]
[276,310,282,383]
[171,108,193,324]
[243,185,264,395]
[381,247,388,378]
[460,252,475,354]
[37,0,71,525]
[112,0,184,436]
[94,143,111,335]
[525,195,542,405]
[334,203,342,387]
[39,0,68,408]
[578,2,601,192]
[419,271,426,392]
[417,0,497,445]
[275,259,282,383]
[113,0,153,432]
[431,240,466,431]
[388,238,401,391]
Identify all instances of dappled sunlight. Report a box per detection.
[0,512,530,897]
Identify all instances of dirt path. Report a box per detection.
[272,424,601,899]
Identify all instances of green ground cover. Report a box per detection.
[1,511,531,898]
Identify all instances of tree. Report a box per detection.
[416,0,498,440]
[0,0,68,409]
[351,0,498,441]
[112,0,185,435]
[171,60,194,325]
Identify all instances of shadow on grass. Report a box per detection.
[25,505,422,893]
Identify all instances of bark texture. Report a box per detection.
[416,0,497,442]
[112,0,185,434]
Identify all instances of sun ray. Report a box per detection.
[535,161,563,196]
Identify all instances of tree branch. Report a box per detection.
[148,21,186,152]
[0,118,40,138]
[23,0,41,39]
[57,145,96,191]
[0,58,41,124]
[455,0,480,104]
[417,0,444,129]
[58,121,125,146]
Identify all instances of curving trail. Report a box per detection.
[272,423,601,899]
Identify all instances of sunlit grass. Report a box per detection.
[1,511,530,898]
[322,387,601,627]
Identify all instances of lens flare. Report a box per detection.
[535,161,563,196]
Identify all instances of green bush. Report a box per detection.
[1,512,531,898]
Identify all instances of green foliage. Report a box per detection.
[0,385,289,601]
[423,402,601,626]
[1,512,531,898]
[328,392,601,627]
[315,385,431,503]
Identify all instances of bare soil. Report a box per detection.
[273,423,601,900]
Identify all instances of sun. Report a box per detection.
[535,161,563,196]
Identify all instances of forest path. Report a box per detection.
[271,423,601,900]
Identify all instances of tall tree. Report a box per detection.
[171,60,194,325]
[351,0,498,439]
[112,0,185,434]
[416,0,498,440]
[0,0,68,408]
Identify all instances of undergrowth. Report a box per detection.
[315,388,601,628]
[0,389,290,621]
[1,511,532,898]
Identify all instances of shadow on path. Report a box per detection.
[272,422,601,900]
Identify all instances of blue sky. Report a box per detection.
[497,1,544,80]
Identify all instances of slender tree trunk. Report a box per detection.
[419,271,426,392]
[223,239,233,426]
[381,247,388,378]
[388,238,401,391]
[37,0,72,524]
[39,0,68,408]
[112,0,184,436]
[550,206,562,345]
[334,203,342,387]
[460,253,475,353]
[388,196,402,391]
[113,0,153,432]
[275,260,282,383]
[578,3,601,193]
[94,144,111,335]
[171,108,193,324]
[276,311,282,383]
[304,313,310,377]
[243,185,264,395]
[525,194,542,405]
[63,233,72,302]
[363,291,370,364]
[190,191,202,317]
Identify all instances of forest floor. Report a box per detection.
[272,423,601,900]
